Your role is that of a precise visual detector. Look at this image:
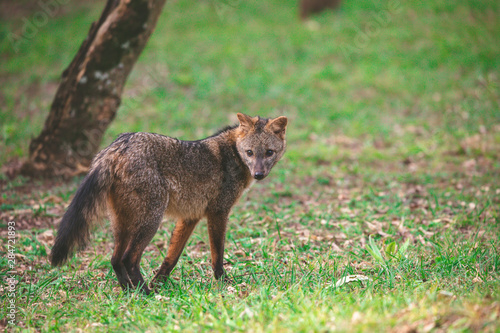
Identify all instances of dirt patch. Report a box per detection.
[1,209,61,230]
[1,177,77,230]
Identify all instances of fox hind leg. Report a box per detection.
[110,227,134,290]
[121,215,163,295]
[108,187,167,294]
[150,218,200,288]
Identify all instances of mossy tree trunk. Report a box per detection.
[21,0,167,178]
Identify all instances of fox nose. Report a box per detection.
[254,172,265,180]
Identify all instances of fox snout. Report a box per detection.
[252,161,269,180]
[254,172,265,180]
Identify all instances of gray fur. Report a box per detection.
[50,113,288,294]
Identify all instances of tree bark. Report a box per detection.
[299,0,341,20]
[21,0,167,178]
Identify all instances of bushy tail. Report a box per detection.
[50,166,111,266]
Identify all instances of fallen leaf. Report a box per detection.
[234,250,246,257]
[36,229,55,246]
[154,295,170,301]
[333,275,371,288]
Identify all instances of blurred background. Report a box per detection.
[1,2,499,330]
[1,0,499,170]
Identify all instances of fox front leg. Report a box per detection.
[206,211,230,281]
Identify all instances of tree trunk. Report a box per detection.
[299,0,341,20]
[21,0,167,178]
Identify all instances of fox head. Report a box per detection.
[236,113,288,180]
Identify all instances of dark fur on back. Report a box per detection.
[206,124,239,139]
[50,166,109,266]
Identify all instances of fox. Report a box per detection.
[50,113,287,294]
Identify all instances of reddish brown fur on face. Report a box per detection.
[236,113,259,134]
[266,116,288,139]
[50,113,287,294]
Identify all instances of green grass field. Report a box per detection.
[1,0,499,331]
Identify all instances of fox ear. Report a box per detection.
[268,116,288,139]
[237,113,256,132]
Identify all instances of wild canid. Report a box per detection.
[50,113,288,294]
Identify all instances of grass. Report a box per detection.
[1,0,500,331]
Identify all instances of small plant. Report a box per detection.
[365,236,410,287]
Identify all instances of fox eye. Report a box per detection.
[246,150,254,157]
[265,150,274,157]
